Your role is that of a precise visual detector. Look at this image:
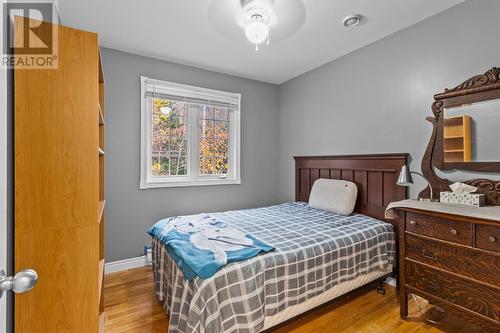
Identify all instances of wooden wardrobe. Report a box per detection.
[14,17,106,332]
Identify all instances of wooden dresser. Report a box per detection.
[395,204,500,331]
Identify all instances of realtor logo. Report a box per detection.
[2,1,58,69]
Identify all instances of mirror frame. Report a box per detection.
[421,67,500,205]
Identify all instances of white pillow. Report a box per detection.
[308,179,358,215]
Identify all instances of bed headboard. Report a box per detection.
[294,154,408,223]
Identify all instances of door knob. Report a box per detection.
[0,269,38,298]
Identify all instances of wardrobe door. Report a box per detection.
[14,17,100,332]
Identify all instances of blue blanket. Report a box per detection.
[147,215,274,280]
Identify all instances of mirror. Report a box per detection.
[443,99,500,162]
[420,67,500,205]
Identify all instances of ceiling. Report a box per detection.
[58,0,466,84]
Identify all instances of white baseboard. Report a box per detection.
[384,276,397,287]
[105,256,146,274]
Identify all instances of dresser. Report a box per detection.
[389,201,500,331]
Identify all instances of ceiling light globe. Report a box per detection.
[244,21,269,45]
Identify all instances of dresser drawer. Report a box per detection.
[406,212,472,245]
[406,260,500,321]
[476,224,500,253]
[405,234,500,286]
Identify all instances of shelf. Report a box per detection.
[98,103,104,126]
[98,200,105,224]
[98,147,105,156]
[99,312,105,333]
[444,117,464,126]
[98,49,104,83]
[444,135,464,139]
[444,149,465,153]
[98,259,104,305]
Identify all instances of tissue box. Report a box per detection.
[440,191,485,207]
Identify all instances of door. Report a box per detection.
[14,17,100,332]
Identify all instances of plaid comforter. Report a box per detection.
[151,202,395,333]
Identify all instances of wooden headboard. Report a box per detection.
[294,154,408,223]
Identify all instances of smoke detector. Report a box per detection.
[343,15,362,27]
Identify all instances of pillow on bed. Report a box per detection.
[308,179,358,215]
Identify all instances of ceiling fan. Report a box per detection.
[208,0,306,52]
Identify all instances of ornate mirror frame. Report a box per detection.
[421,67,500,205]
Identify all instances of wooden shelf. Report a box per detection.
[98,200,105,224]
[98,49,104,83]
[98,49,105,318]
[443,115,471,162]
[98,103,104,125]
[444,116,464,126]
[98,259,104,305]
[99,312,105,333]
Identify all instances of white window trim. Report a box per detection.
[140,76,241,189]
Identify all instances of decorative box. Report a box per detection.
[440,191,485,207]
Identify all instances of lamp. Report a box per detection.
[396,166,437,202]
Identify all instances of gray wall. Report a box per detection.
[101,49,281,262]
[103,0,500,262]
[278,0,500,202]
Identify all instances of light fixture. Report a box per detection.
[245,14,269,47]
[396,166,437,202]
[343,14,362,27]
[237,0,277,51]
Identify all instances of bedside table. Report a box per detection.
[387,200,500,331]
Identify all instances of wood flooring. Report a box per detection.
[104,267,480,333]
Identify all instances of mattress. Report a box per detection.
[150,202,396,333]
[262,264,392,330]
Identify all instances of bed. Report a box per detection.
[150,154,408,332]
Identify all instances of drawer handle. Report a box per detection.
[450,229,457,235]
[422,278,438,290]
[489,236,497,243]
[410,220,417,226]
[421,249,438,261]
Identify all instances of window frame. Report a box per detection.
[140,76,241,189]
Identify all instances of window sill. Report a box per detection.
[139,178,241,189]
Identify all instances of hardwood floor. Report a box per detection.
[104,267,476,333]
[104,267,167,332]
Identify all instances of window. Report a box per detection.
[140,77,241,188]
